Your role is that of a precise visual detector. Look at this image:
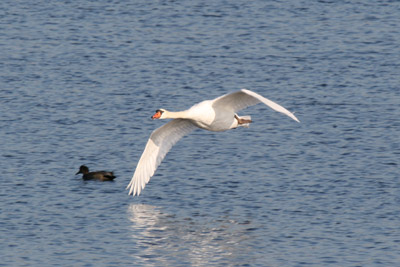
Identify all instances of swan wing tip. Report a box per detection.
[126,182,141,197]
[290,112,300,123]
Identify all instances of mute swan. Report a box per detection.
[76,165,116,181]
[127,89,299,196]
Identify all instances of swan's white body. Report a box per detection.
[127,89,299,196]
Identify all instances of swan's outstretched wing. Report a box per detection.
[127,119,197,196]
[213,89,299,122]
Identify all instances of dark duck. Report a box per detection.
[76,165,116,181]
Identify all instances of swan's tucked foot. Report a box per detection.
[235,114,252,128]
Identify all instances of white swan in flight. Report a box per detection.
[127,89,299,196]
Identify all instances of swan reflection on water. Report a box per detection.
[126,203,257,265]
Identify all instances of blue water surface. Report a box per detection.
[1,1,399,266]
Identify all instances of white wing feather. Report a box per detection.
[213,89,299,122]
[127,119,196,196]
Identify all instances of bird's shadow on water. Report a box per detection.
[126,203,259,265]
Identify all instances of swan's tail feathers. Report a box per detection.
[236,115,252,128]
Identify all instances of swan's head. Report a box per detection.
[151,109,166,119]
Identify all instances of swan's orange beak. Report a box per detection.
[151,110,162,119]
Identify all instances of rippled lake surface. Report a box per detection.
[1,1,399,266]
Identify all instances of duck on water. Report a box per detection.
[76,165,116,181]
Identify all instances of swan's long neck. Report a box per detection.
[163,110,189,119]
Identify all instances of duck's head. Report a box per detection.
[151,109,166,119]
[76,165,89,175]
